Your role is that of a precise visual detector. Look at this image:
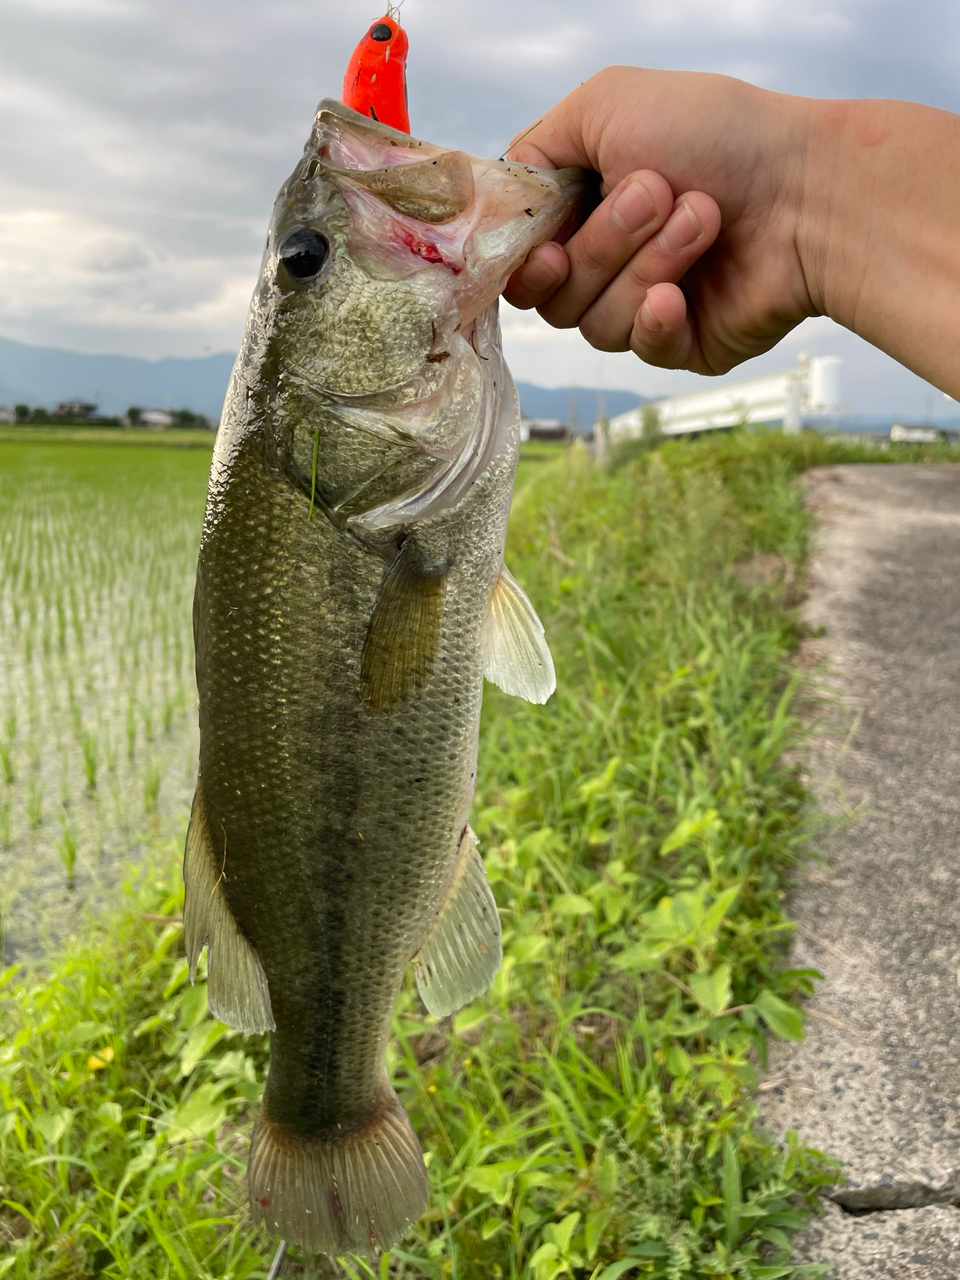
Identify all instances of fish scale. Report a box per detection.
[183,99,588,1257]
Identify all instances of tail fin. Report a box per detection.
[249,1089,429,1257]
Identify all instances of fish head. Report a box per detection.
[243,102,591,525]
[257,100,590,405]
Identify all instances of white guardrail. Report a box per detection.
[606,354,842,440]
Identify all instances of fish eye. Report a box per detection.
[278,228,329,281]
[370,22,392,40]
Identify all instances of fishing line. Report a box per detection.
[498,120,543,163]
[308,428,321,520]
[266,1240,287,1280]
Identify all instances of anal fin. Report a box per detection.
[413,826,502,1018]
[183,782,275,1034]
[484,563,556,704]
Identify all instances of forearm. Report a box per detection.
[800,97,960,397]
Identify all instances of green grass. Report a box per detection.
[2,429,955,1279]
[0,428,215,449]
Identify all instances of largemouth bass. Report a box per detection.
[183,99,587,1257]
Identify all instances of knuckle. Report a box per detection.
[579,311,628,353]
[587,67,619,93]
[629,327,682,369]
[624,252,658,292]
[590,65,631,93]
[571,235,614,280]
[537,299,581,330]
[631,343,678,370]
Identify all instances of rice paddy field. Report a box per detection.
[0,443,212,959]
[1,429,953,1279]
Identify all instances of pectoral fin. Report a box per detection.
[483,564,556,704]
[183,782,274,1034]
[413,826,502,1018]
[361,542,446,714]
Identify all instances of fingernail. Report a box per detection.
[657,202,702,252]
[522,245,563,292]
[611,180,654,234]
[639,298,662,332]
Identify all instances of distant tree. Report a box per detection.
[172,408,207,429]
[127,406,141,426]
[30,407,49,423]
[14,404,29,423]
[641,404,662,442]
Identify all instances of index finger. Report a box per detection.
[506,76,603,171]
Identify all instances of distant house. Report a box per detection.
[0,406,14,423]
[891,423,941,444]
[55,400,98,419]
[520,415,569,443]
[135,409,176,428]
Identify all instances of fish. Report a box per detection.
[183,98,589,1257]
[342,13,411,132]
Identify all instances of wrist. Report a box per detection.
[797,97,960,393]
[796,97,888,328]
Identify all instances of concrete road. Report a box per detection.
[760,465,960,1278]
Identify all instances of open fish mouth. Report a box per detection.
[271,100,593,425]
[308,99,590,327]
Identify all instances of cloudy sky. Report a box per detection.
[3,0,959,417]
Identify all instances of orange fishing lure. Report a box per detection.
[342,14,411,134]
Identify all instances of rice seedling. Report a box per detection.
[26,778,43,829]
[144,760,163,815]
[56,814,78,889]
[162,692,178,733]
[82,731,100,791]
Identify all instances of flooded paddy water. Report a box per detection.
[0,442,212,959]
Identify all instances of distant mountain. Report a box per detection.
[514,383,645,431]
[0,335,236,421]
[0,333,644,428]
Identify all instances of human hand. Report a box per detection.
[504,67,817,376]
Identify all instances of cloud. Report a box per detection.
[1,0,959,413]
[639,0,855,37]
[0,207,253,351]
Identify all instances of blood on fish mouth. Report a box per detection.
[399,230,461,273]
